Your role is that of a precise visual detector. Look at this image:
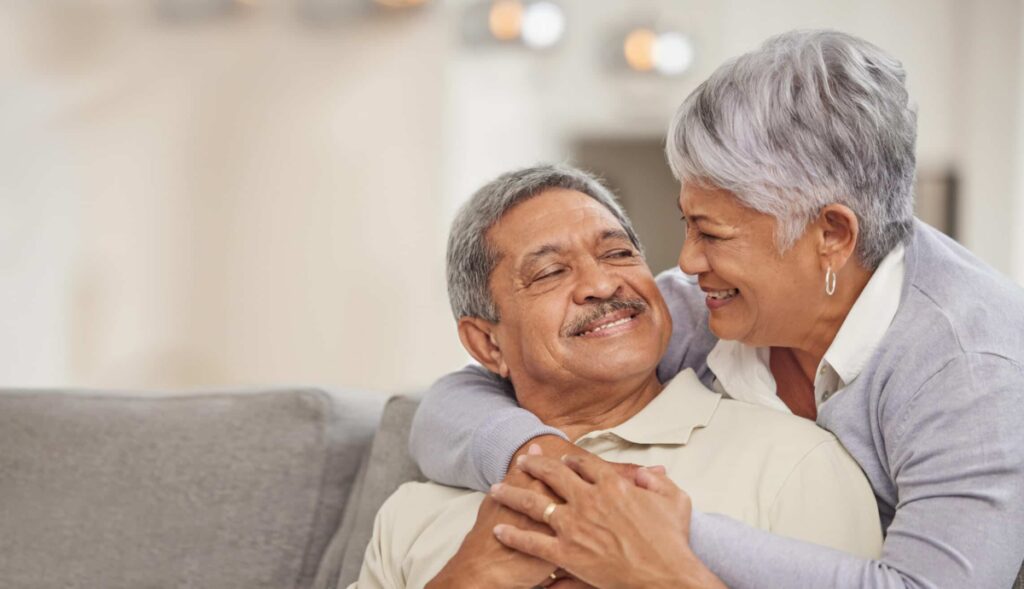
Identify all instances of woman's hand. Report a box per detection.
[488,449,726,589]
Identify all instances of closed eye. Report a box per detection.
[682,217,722,242]
[604,249,636,259]
[535,268,565,281]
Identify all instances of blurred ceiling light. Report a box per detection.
[623,29,695,76]
[520,1,565,49]
[488,0,523,41]
[652,31,695,76]
[623,28,657,72]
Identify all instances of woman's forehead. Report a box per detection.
[679,184,736,217]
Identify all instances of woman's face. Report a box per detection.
[677,183,825,347]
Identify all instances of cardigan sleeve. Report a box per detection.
[688,352,1024,588]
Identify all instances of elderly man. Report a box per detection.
[349,165,881,589]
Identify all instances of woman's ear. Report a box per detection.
[457,317,509,378]
[817,204,860,271]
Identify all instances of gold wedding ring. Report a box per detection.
[542,502,558,524]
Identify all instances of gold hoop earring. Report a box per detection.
[825,266,837,296]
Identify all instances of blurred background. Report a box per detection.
[2,0,1022,394]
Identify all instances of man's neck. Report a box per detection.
[515,372,664,442]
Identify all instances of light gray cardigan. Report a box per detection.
[408,220,1024,588]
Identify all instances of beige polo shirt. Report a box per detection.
[351,369,882,589]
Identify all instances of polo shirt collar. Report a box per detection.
[577,369,721,446]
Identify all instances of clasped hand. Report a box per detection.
[488,444,720,589]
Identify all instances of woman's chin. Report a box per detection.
[707,314,748,342]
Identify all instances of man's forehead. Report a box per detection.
[489,189,626,256]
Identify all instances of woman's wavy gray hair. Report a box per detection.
[666,29,917,268]
[447,164,642,322]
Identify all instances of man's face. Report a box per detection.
[484,188,671,390]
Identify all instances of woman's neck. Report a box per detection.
[789,263,874,382]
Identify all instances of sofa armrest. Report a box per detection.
[314,394,425,589]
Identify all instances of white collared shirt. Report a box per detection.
[708,245,906,413]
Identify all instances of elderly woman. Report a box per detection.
[409,30,1024,588]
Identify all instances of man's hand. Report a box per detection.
[426,439,564,589]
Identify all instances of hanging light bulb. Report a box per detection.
[652,32,694,76]
[622,28,695,76]
[488,0,523,41]
[623,28,657,72]
[520,1,565,49]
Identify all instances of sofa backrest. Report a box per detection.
[314,395,425,589]
[0,387,385,589]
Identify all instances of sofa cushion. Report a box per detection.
[314,394,425,589]
[0,387,385,589]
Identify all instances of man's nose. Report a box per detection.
[572,258,621,304]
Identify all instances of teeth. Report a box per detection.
[706,289,738,300]
[580,315,634,336]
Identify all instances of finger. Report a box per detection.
[489,483,560,529]
[493,524,562,565]
[550,579,591,589]
[634,466,677,495]
[516,455,588,501]
[647,464,667,475]
[560,453,618,485]
[528,443,544,456]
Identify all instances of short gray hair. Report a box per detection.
[447,164,642,322]
[666,29,917,268]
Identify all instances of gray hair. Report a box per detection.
[666,29,917,268]
[447,164,642,322]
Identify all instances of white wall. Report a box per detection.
[1014,0,1024,283]
[0,0,1020,391]
[955,0,1024,279]
[2,3,469,391]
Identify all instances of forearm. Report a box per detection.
[691,512,922,589]
[409,364,567,491]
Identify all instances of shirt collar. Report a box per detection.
[818,244,905,389]
[707,341,791,412]
[577,369,721,446]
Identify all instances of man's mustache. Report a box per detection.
[562,298,648,337]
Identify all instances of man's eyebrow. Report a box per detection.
[598,228,633,243]
[522,243,564,265]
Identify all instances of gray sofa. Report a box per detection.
[0,387,1021,588]
[0,386,416,589]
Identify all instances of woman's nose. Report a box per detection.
[678,239,709,276]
